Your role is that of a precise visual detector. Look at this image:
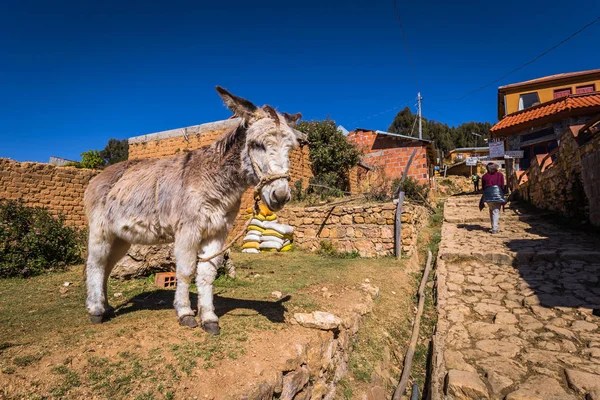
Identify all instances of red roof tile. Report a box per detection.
[491,93,600,137]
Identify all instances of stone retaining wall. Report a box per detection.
[517,126,600,226]
[242,286,378,400]
[276,201,429,257]
[0,158,99,228]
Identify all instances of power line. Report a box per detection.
[350,101,411,126]
[393,0,419,90]
[453,15,600,101]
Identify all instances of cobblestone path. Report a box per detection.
[431,195,600,400]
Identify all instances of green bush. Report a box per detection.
[392,177,429,202]
[297,119,361,193]
[0,200,85,278]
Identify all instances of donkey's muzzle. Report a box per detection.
[266,181,291,212]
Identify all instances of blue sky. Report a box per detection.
[2,0,599,162]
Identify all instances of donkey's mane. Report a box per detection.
[212,123,246,156]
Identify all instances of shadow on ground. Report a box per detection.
[114,290,291,323]
[503,201,600,313]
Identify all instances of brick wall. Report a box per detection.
[0,158,99,228]
[276,201,429,257]
[347,129,430,184]
[517,123,600,226]
[128,118,313,237]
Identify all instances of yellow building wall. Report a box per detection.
[504,78,600,116]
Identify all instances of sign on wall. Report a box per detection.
[504,150,524,159]
[489,139,505,159]
[465,157,478,166]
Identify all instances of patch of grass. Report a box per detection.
[2,366,16,374]
[50,365,81,396]
[13,354,42,367]
[316,241,360,259]
[338,378,354,399]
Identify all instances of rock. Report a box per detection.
[476,340,521,358]
[271,291,283,299]
[365,385,386,400]
[113,292,123,298]
[294,312,342,331]
[529,306,555,320]
[571,320,598,332]
[494,312,518,324]
[519,315,544,330]
[281,366,310,400]
[473,303,507,316]
[565,369,600,395]
[583,348,600,358]
[444,350,476,373]
[445,369,489,399]
[62,281,71,287]
[589,388,600,400]
[467,322,519,339]
[112,244,175,279]
[477,356,527,382]
[506,376,577,400]
[360,283,380,299]
[561,340,578,353]
[487,371,514,395]
[244,382,273,400]
[545,325,577,340]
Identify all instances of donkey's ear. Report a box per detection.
[283,112,302,126]
[215,86,258,120]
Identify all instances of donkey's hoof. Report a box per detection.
[179,315,199,328]
[201,321,220,335]
[89,314,104,324]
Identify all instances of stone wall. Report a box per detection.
[0,158,99,228]
[128,118,314,237]
[517,124,600,226]
[276,201,429,257]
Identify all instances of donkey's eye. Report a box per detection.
[253,143,266,151]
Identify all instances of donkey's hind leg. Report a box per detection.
[86,232,129,324]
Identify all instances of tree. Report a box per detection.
[100,138,128,165]
[296,118,361,194]
[80,150,106,169]
[387,108,491,155]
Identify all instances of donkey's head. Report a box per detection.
[216,86,306,211]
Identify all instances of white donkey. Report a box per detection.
[84,87,305,334]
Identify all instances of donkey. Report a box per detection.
[84,87,305,335]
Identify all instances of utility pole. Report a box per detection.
[417,92,423,140]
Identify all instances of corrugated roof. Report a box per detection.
[491,93,600,137]
[498,69,600,91]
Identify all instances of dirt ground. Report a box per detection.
[0,251,418,400]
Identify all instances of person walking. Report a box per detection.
[479,163,506,234]
[471,173,480,192]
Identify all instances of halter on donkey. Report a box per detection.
[84,87,306,335]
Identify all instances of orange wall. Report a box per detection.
[347,130,429,183]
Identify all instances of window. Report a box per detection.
[518,92,540,110]
[576,84,596,94]
[553,87,572,99]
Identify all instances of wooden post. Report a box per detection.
[395,148,418,259]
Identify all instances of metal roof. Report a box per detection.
[374,130,432,143]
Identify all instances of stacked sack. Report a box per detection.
[241,204,294,253]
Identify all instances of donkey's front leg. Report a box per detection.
[173,233,200,328]
[196,238,225,335]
